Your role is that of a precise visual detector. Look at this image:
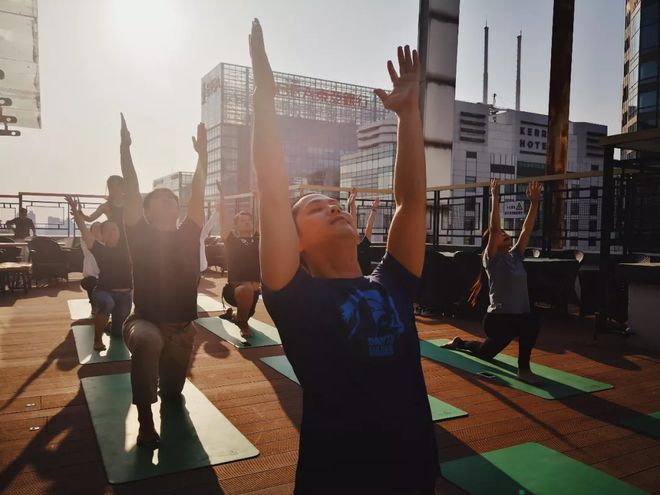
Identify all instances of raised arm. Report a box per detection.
[65,195,94,248]
[376,46,426,277]
[250,19,300,290]
[216,181,232,240]
[347,188,358,231]
[81,204,108,222]
[486,179,501,259]
[364,197,380,242]
[188,123,208,228]
[514,180,541,254]
[119,114,143,227]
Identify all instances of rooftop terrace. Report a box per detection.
[0,271,658,494]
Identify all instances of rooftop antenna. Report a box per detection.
[482,21,489,104]
[516,31,522,111]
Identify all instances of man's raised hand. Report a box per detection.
[192,122,207,156]
[375,45,420,115]
[249,18,276,99]
[120,113,132,148]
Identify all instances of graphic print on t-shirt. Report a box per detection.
[338,286,405,358]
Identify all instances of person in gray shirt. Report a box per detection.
[444,179,542,384]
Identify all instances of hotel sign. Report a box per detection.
[519,126,547,152]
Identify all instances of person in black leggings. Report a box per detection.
[444,179,543,384]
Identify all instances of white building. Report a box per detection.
[340,100,607,249]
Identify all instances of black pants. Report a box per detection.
[80,276,97,303]
[222,283,260,318]
[462,313,540,370]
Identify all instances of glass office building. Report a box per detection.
[623,0,660,136]
[201,63,389,205]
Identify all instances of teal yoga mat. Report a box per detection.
[420,339,612,400]
[440,442,647,495]
[72,325,131,364]
[260,354,467,422]
[196,317,281,348]
[81,373,259,484]
[620,411,660,439]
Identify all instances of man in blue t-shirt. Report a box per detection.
[250,19,437,494]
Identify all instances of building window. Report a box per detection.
[590,186,599,199]
[641,22,659,50]
[465,217,476,231]
[640,60,658,82]
[465,196,476,212]
[589,220,598,232]
[570,219,579,231]
[466,151,477,159]
[589,237,597,247]
[639,90,658,110]
[590,164,599,171]
[571,202,580,215]
[590,204,599,216]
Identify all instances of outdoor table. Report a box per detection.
[616,262,660,350]
[0,262,32,294]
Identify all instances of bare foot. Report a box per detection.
[137,427,160,449]
[93,340,106,351]
[441,337,464,350]
[518,369,543,385]
[238,321,253,340]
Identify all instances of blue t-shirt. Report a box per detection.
[484,247,531,314]
[263,254,438,494]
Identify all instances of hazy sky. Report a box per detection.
[2,0,624,195]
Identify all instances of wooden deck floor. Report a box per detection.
[0,272,659,494]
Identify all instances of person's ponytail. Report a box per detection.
[468,229,490,308]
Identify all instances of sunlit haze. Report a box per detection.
[2,0,623,195]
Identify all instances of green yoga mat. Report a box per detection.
[260,355,467,422]
[196,317,281,348]
[72,325,131,364]
[69,294,223,322]
[441,442,647,495]
[81,373,259,484]
[620,411,660,439]
[68,299,94,321]
[196,294,225,313]
[421,339,612,400]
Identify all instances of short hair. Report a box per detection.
[233,210,253,224]
[143,188,179,211]
[19,207,28,215]
[107,175,124,188]
[291,193,315,222]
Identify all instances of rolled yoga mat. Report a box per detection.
[81,373,259,484]
[196,316,281,348]
[72,325,131,365]
[440,442,647,495]
[260,354,467,422]
[420,339,612,400]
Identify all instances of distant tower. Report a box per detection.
[483,23,489,104]
[516,32,522,111]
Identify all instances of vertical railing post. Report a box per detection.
[541,181,553,255]
[432,190,439,248]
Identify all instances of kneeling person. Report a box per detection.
[217,181,260,339]
[119,114,208,448]
[67,196,132,351]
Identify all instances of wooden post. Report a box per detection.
[545,0,575,249]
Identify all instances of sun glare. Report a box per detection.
[108,0,183,58]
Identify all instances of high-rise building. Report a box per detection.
[340,100,607,249]
[200,63,389,202]
[622,0,660,136]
